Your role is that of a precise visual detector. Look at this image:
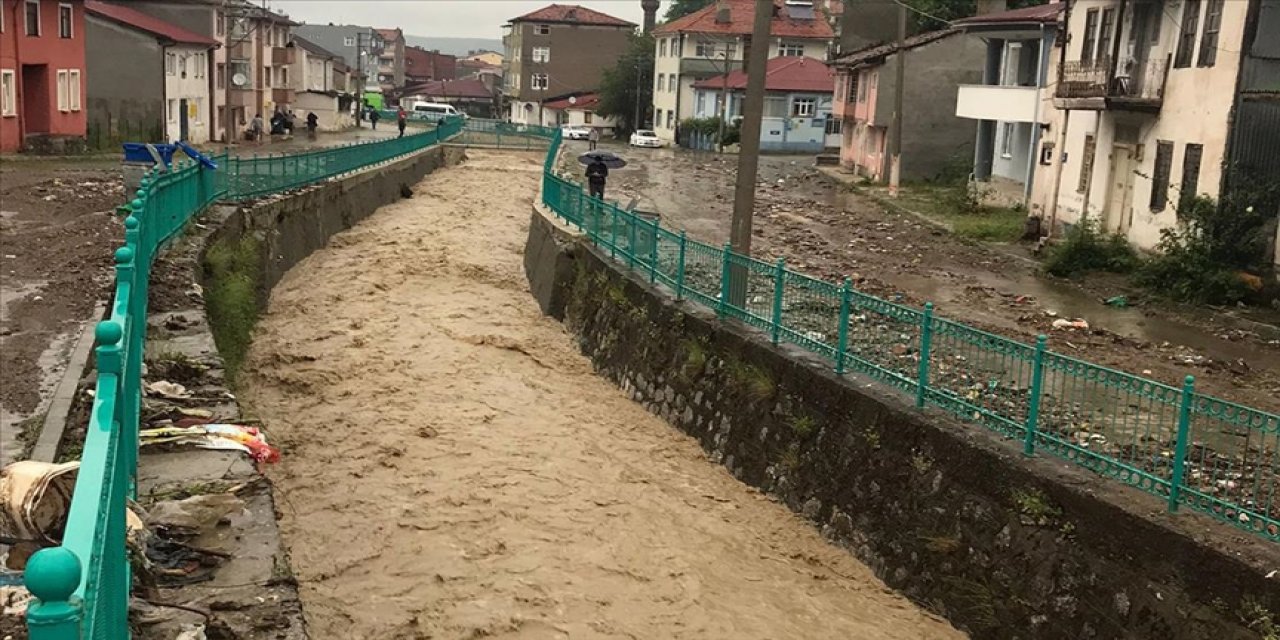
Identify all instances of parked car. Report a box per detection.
[562,125,591,140]
[629,130,663,148]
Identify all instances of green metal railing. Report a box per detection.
[539,129,1280,544]
[23,118,466,639]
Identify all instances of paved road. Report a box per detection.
[242,151,965,640]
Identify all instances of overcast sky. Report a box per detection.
[271,0,652,40]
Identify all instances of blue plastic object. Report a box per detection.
[175,141,218,170]
[121,143,176,166]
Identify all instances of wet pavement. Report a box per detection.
[559,141,1280,412]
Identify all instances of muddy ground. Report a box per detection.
[242,151,964,639]
[0,159,124,462]
[565,142,1280,414]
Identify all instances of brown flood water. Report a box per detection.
[242,151,965,640]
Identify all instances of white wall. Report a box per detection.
[165,44,213,144]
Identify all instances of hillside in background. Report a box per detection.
[406,35,503,57]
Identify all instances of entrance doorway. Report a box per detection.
[1104,144,1136,236]
[21,64,51,135]
[179,98,189,141]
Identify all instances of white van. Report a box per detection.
[409,102,463,120]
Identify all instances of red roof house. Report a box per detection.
[512,4,636,27]
[654,0,833,39]
[1,0,88,152]
[692,56,834,93]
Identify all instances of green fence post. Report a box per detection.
[718,243,732,319]
[835,278,851,375]
[675,231,687,301]
[648,217,658,283]
[627,212,637,269]
[609,204,618,258]
[1024,335,1048,456]
[770,258,785,345]
[24,547,83,639]
[915,303,934,409]
[1168,375,1196,513]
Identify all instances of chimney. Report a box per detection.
[975,0,1008,15]
[715,0,732,24]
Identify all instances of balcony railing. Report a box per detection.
[1055,56,1169,111]
[272,46,295,65]
[272,88,295,104]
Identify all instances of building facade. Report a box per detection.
[402,77,495,118]
[293,24,383,92]
[292,35,351,131]
[651,0,834,142]
[1,0,87,152]
[952,3,1064,206]
[542,92,618,135]
[831,29,985,181]
[691,55,837,152]
[85,0,219,145]
[502,4,635,126]
[405,45,456,84]
[374,27,403,91]
[222,1,294,138]
[1038,0,1256,251]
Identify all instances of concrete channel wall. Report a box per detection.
[523,206,1280,640]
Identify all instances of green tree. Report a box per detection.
[664,0,713,22]
[905,0,1047,31]
[596,32,655,134]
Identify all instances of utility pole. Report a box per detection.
[727,0,773,305]
[888,3,906,197]
[633,59,642,131]
[716,40,732,153]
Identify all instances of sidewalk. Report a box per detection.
[211,123,402,158]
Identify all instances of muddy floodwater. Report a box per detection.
[243,151,964,639]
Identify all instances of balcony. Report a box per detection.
[679,57,732,76]
[271,46,294,65]
[227,88,255,107]
[956,85,1041,123]
[1054,57,1169,112]
[272,88,295,104]
[227,40,252,60]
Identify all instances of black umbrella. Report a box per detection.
[578,151,627,169]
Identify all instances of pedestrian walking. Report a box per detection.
[585,157,608,199]
[248,113,264,144]
[397,107,408,138]
[588,127,599,151]
[370,109,381,130]
[306,112,319,140]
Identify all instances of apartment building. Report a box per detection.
[374,27,403,91]
[651,0,834,142]
[223,0,293,132]
[293,24,383,92]
[0,0,87,152]
[502,4,635,127]
[1037,0,1276,254]
[405,45,456,84]
[292,35,352,130]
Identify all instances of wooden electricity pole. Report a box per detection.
[888,3,906,197]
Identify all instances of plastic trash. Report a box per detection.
[140,424,280,464]
[1051,318,1090,330]
[1103,296,1128,308]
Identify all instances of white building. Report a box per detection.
[291,36,351,131]
[542,92,618,135]
[650,0,833,142]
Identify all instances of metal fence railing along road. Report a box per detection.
[538,129,1280,544]
[22,117,466,640]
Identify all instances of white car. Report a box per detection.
[629,130,664,148]
[562,125,591,140]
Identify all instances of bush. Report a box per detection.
[1136,188,1278,305]
[1044,221,1140,278]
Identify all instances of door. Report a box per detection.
[1104,144,1136,235]
[21,65,51,135]
[179,99,189,141]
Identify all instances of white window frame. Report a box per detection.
[668,75,676,92]
[659,39,667,57]
[1,70,16,116]
[531,73,549,90]
[167,99,177,122]
[68,68,79,111]
[343,36,355,47]
[25,0,41,36]
[695,40,715,58]
[1001,122,1015,157]
[792,97,815,117]
[58,3,71,38]
[778,41,805,57]
[165,52,176,75]
[55,69,68,111]
[535,24,550,35]
[532,46,550,63]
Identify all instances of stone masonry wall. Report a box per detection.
[524,208,1280,640]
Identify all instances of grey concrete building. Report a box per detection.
[292,24,383,91]
[502,4,635,126]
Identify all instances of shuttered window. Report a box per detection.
[1078,135,1096,193]
[1150,141,1174,211]
[1180,143,1203,208]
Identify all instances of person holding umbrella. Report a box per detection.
[579,150,626,200]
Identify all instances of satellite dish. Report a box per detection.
[568,96,577,105]
[231,73,248,87]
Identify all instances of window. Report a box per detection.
[674,37,683,57]
[1078,134,1096,193]
[532,46,550,63]
[660,39,667,57]
[857,72,868,102]
[1150,140,1174,211]
[1001,43,1022,86]
[1180,143,1203,207]
[343,36,355,47]
[58,3,71,38]
[216,62,225,86]
[531,73,548,90]
[825,118,842,135]
[778,41,804,57]
[195,53,205,79]
[668,75,676,92]
[763,96,787,118]
[167,99,177,122]
[1198,0,1223,67]
[1,70,15,116]
[792,97,815,117]
[584,111,593,124]
[665,110,673,128]
[279,66,288,86]
[535,24,550,35]
[55,69,68,111]
[166,52,176,75]
[993,122,1013,157]
[25,0,40,36]
[695,40,715,58]
[1175,0,1201,68]
[656,73,665,91]
[1096,9,1114,64]
[264,67,271,87]
[1080,9,1098,62]
[215,11,224,36]
[68,68,79,111]
[696,91,705,113]
[179,54,187,77]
